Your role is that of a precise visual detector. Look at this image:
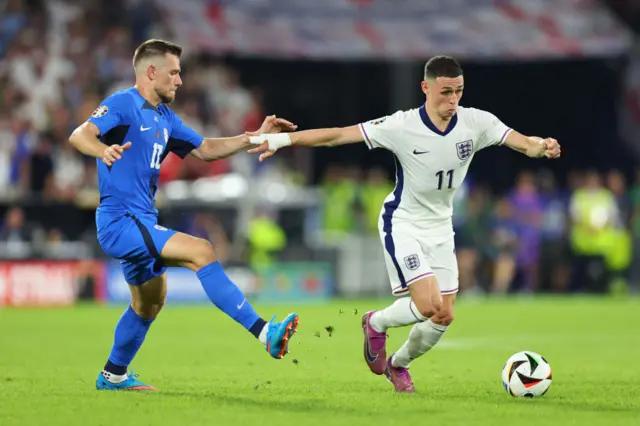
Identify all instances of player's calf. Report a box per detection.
[129,275,167,319]
[391,319,450,370]
[98,274,167,390]
[161,232,299,358]
[391,297,455,371]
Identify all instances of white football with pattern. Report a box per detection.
[501,351,552,398]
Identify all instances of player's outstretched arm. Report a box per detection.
[190,115,297,162]
[503,130,561,159]
[247,125,364,162]
[69,122,132,166]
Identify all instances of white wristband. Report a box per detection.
[249,133,292,151]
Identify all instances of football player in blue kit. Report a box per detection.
[69,39,299,391]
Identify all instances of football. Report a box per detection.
[502,351,552,398]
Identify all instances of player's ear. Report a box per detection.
[146,64,156,81]
[421,80,429,96]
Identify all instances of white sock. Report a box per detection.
[258,323,269,345]
[102,370,128,384]
[391,320,448,368]
[369,297,427,333]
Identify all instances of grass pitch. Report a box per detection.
[1,297,639,425]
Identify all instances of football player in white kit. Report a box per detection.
[248,56,561,393]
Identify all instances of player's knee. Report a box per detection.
[442,314,455,326]
[431,311,454,327]
[420,296,443,318]
[149,301,165,318]
[191,238,217,269]
[413,298,437,319]
[132,300,165,320]
[432,296,443,314]
[422,306,437,318]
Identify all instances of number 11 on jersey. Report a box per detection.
[150,143,163,169]
[436,169,454,190]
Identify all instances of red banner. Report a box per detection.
[0,261,106,307]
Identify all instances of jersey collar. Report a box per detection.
[419,104,458,136]
[142,101,159,112]
[131,87,160,112]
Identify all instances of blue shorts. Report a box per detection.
[97,211,177,285]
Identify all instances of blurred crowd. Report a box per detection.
[452,169,635,294]
[1,0,639,294]
[0,0,266,203]
[317,166,640,294]
[0,0,269,252]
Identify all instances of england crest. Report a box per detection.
[404,254,420,271]
[456,139,473,161]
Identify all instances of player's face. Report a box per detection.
[154,54,182,104]
[422,76,464,118]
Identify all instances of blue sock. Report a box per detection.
[104,305,154,375]
[197,261,266,338]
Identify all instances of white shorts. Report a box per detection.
[379,227,459,297]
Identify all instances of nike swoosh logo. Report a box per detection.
[140,125,152,131]
[413,149,429,155]
[237,298,247,309]
[364,328,378,363]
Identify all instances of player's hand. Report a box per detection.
[542,138,561,159]
[247,133,293,162]
[247,140,276,162]
[248,114,297,136]
[102,141,132,166]
[245,115,297,162]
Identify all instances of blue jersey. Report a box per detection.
[88,87,203,215]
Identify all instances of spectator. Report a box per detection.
[319,165,359,242]
[51,138,85,201]
[607,169,631,228]
[455,184,491,293]
[537,170,571,292]
[628,168,640,290]
[23,135,54,198]
[487,197,520,293]
[248,207,287,272]
[508,171,544,291]
[569,170,617,292]
[359,167,393,235]
[0,206,33,243]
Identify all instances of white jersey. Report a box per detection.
[359,104,512,238]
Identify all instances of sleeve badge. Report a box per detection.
[91,105,109,118]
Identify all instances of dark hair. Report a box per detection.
[133,39,182,68]
[424,56,463,80]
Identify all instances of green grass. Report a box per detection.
[1,297,639,425]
